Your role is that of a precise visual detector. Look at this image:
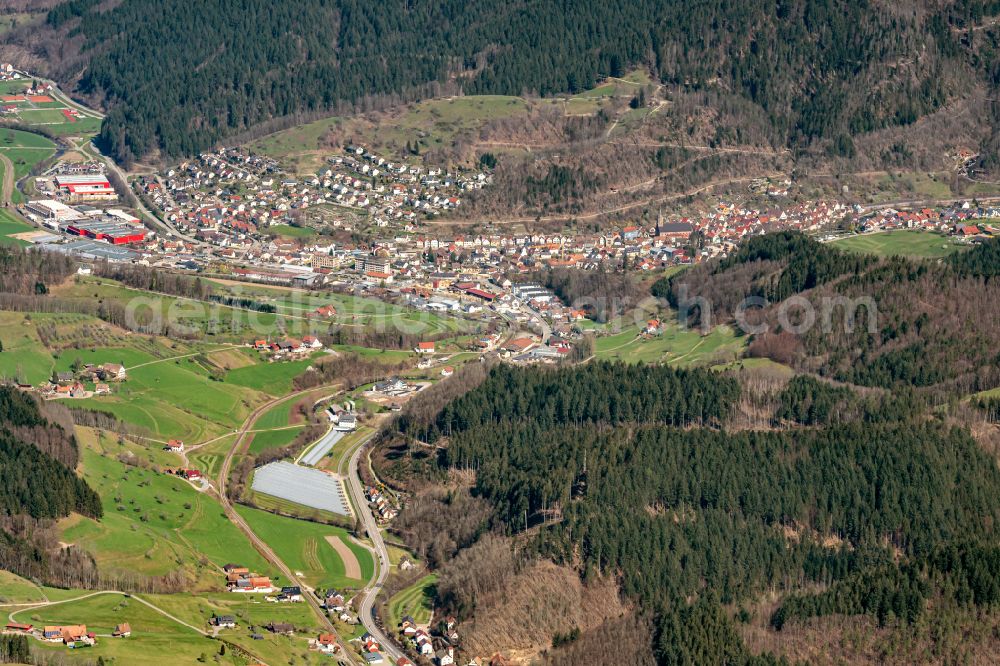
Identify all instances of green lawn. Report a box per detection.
[248,426,304,454]
[0,79,30,95]
[832,230,968,258]
[142,591,329,665]
[235,505,373,591]
[15,108,73,123]
[253,397,295,430]
[267,223,315,238]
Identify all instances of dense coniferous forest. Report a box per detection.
[380,363,1000,663]
[27,0,1000,162]
[0,387,102,585]
[660,232,1000,396]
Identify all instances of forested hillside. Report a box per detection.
[659,232,1000,397]
[21,0,1000,163]
[0,386,102,584]
[378,363,1000,664]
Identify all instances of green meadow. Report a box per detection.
[0,208,33,246]
[235,505,373,591]
[832,230,968,258]
[56,346,268,442]
[248,426,304,454]
[63,441,272,587]
[593,319,745,366]
[386,573,437,629]
[10,592,240,665]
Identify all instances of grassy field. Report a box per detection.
[224,355,318,395]
[267,223,315,238]
[55,345,268,442]
[593,319,745,366]
[0,570,47,603]
[9,592,245,665]
[235,505,372,591]
[0,128,57,203]
[142,591,330,665]
[0,208,33,245]
[0,311,57,383]
[386,574,437,630]
[832,230,968,258]
[247,426,304,454]
[62,438,273,588]
[9,589,334,665]
[254,398,295,430]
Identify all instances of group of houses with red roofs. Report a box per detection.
[4,620,130,649]
[253,335,324,358]
[223,563,274,594]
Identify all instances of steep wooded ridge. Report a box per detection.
[0,386,102,583]
[659,233,1000,398]
[21,0,1000,163]
[378,363,1000,664]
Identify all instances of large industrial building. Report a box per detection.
[53,174,118,201]
[64,219,146,245]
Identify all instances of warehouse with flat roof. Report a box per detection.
[63,219,146,245]
[54,174,118,201]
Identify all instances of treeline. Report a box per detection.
[665,232,1000,397]
[0,388,98,519]
[323,324,467,352]
[0,245,75,295]
[0,634,29,664]
[92,262,211,300]
[401,362,738,444]
[38,0,999,162]
[0,386,102,587]
[381,363,1000,663]
[772,539,1000,630]
[207,294,274,313]
[290,352,408,392]
[775,375,922,425]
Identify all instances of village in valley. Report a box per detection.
[2,54,1000,666]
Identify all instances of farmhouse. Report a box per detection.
[212,615,237,629]
[112,623,131,638]
[100,363,128,381]
[415,341,435,354]
[5,623,32,633]
[43,625,94,646]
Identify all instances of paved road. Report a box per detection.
[344,431,405,662]
[216,385,352,656]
